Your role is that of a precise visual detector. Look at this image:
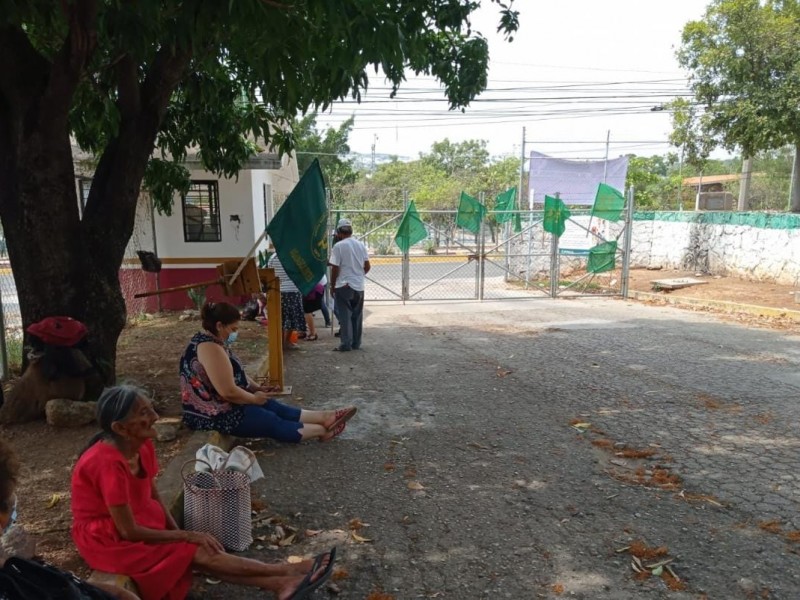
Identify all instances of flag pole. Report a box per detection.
[587,130,612,240]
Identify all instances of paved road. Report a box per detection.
[197,298,800,600]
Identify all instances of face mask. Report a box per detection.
[226,331,239,345]
[2,496,17,535]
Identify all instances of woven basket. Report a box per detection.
[182,459,253,552]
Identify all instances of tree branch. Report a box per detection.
[259,0,292,9]
[116,55,141,118]
[0,26,50,111]
[41,0,98,128]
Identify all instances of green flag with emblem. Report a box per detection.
[494,187,517,224]
[394,200,427,253]
[265,159,328,295]
[456,192,486,234]
[588,240,618,273]
[592,183,626,222]
[543,195,570,237]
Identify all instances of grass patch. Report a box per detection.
[4,331,23,376]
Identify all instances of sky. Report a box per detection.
[314,0,713,163]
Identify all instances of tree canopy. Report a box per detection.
[0,0,519,383]
[671,0,800,209]
[292,112,357,189]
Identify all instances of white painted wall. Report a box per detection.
[153,168,256,261]
[628,217,800,286]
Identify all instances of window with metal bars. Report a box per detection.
[77,178,91,219]
[182,181,221,242]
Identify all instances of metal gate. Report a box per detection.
[332,192,632,302]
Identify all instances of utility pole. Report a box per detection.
[738,156,752,211]
[370,134,378,172]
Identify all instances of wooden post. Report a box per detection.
[258,268,288,393]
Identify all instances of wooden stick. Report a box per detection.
[133,278,221,298]
[228,230,268,288]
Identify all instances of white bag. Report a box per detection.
[194,444,264,482]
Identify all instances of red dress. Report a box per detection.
[71,439,197,600]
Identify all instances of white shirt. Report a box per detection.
[329,237,369,291]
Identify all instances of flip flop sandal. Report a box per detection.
[288,547,336,600]
[327,406,357,432]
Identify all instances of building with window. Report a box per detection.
[74,146,299,312]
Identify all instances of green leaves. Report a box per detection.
[676,0,800,158]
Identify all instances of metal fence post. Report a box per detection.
[401,189,410,303]
[0,289,8,380]
[621,186,635,298]
[478,211,486,301]
[549,192,561,298]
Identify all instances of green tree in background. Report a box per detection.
[0,0,519,381]
[293,113,357,189]
[673,0,800,211]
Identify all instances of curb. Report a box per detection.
[157,430,239,527]
[630,290,800,322]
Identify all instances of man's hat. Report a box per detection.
[337,218,352,229]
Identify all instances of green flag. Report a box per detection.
[456,192,486,234]
[543,195,570,237]
[394,200,427,253]
[494,187,516,223]
[592,183,625,222]
[588,240,618,273]
[266,159,328,295]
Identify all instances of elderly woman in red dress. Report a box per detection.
[71,385,334,600]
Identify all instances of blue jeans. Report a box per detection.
[230,399,302,443]
[320,298,331,326]
[333,285,364,350]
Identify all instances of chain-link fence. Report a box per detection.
[336,204,632,302]
[0,228,22,379]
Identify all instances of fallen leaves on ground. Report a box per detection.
[407,481,425,490]
[676,491,724,507]
[366,590,395,600]
[46,493,62,509]
[332,568,349,581]
[496,367,513,378]
[621,542,685,590]
[551,583,564,594]
[758,520,783,534]
[467,442,489,450]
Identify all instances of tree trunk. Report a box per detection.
[0,116,128,388]
[791,144,800,213]
[0,23,191,394]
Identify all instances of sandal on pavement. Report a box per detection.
[287,547,336,600]
[305,334,318,341]
[327,406,357,432]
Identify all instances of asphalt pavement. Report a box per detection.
[195,297,800,600]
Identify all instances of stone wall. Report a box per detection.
[630,212,800,286]
[508,211,800,287]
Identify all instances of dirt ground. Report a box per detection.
[1,273,798,584]
[0,316,268,577]
[626,267,800,312]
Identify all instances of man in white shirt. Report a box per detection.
[328,218,370,351]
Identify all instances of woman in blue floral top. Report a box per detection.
[180,302,356,442]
